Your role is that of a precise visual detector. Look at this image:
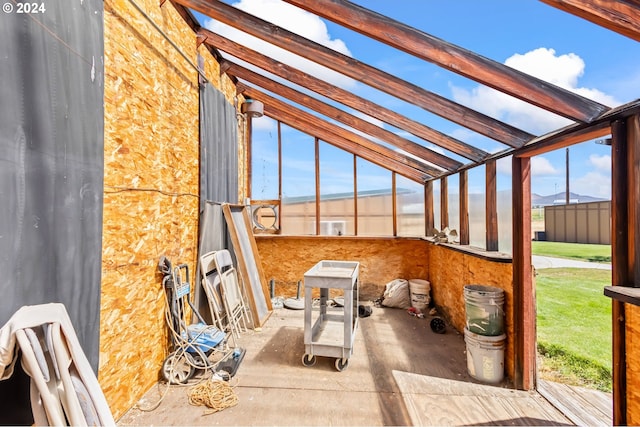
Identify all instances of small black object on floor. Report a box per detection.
[358,305,372,318]
[217,347,246,378]
[430,317,446,334]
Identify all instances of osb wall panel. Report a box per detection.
[626,304,640,425]
[101,0,238,418]
[256,237,515,380]
[255,236,429,299]
[427,243,514,379]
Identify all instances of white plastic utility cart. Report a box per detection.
[302,260,359,371]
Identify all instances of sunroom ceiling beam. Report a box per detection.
[199,29,488,163]
[226,60,463,172]
[541,0,640,42]
[176,0,533,146]
[282,0,610,123]
[237,83,437,181]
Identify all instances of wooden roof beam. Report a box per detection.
[237,83,436,181]
[200,29,488,162]
[516,122,611,158]
[541,0,640,43]
[226,60,462,171]
[282,0,610,123]
[516,99,640,157]
[176,0,533,146]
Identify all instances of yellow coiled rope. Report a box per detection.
[187,379,238,415]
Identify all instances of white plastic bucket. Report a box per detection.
[464,284,505,336]
[464,328,506,383]
[409,279,430,311]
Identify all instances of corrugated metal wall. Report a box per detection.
[544,201,611,245]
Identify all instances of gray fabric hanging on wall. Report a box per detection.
[0,0,104,375]
[195,83,239,321]
[199,83,239,208]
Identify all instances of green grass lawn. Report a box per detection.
[536,267,612,391]
[532,241,611,263]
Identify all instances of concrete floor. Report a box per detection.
[118,302,571,426]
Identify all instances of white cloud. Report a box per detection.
[570,171,611,199]
[589,153,611,172]
[451,48,621,135]
[204,0,357,89]
[449,128,476,142]
[487,155,558,179]
[251,115,277,131]
[531,156,559,176]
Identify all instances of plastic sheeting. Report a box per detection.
[0,0,104,377]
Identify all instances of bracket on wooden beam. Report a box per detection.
[220,61,232,77]
[196,34,207,49]
[236,82,248,96]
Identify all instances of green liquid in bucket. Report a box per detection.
[464,285,504,336]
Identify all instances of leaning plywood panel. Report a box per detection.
[223,204,272,327]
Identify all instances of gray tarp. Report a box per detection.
[199,82,239,209]
[195,83,238,322]
[0,0,104,374]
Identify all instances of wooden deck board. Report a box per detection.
[393,371,571,426]
[538,379,612,427]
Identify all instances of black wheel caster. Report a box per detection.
[302,354,317,367]
[430,317,446,334]
[335,358,349,372]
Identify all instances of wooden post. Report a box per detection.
[247,113,253,199]
[629,116,640,283]
[459,170,469,245]
[353,154,358,236]
[512,155,535,390]
[278,121,282,202]
[425,181,434,236]
[392,172,397,236]
[440,177,448,230]
[486,160,498,251]
[565,148,570,205]
[315,137,320,235]
[277,121,283,232]
[611,118,628,426]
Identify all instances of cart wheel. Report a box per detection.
[335,358,349,372]
[191,351,208,369]
[162,350,195,384]
[302,354,316,367]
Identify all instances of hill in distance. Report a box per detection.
[531,192,607,207]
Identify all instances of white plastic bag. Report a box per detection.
[381,279,411,309]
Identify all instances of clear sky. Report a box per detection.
[199,0,640,199]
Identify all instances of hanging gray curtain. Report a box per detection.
[195,83,239,321]
[0,0,104,370]
[199,82,239,208]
